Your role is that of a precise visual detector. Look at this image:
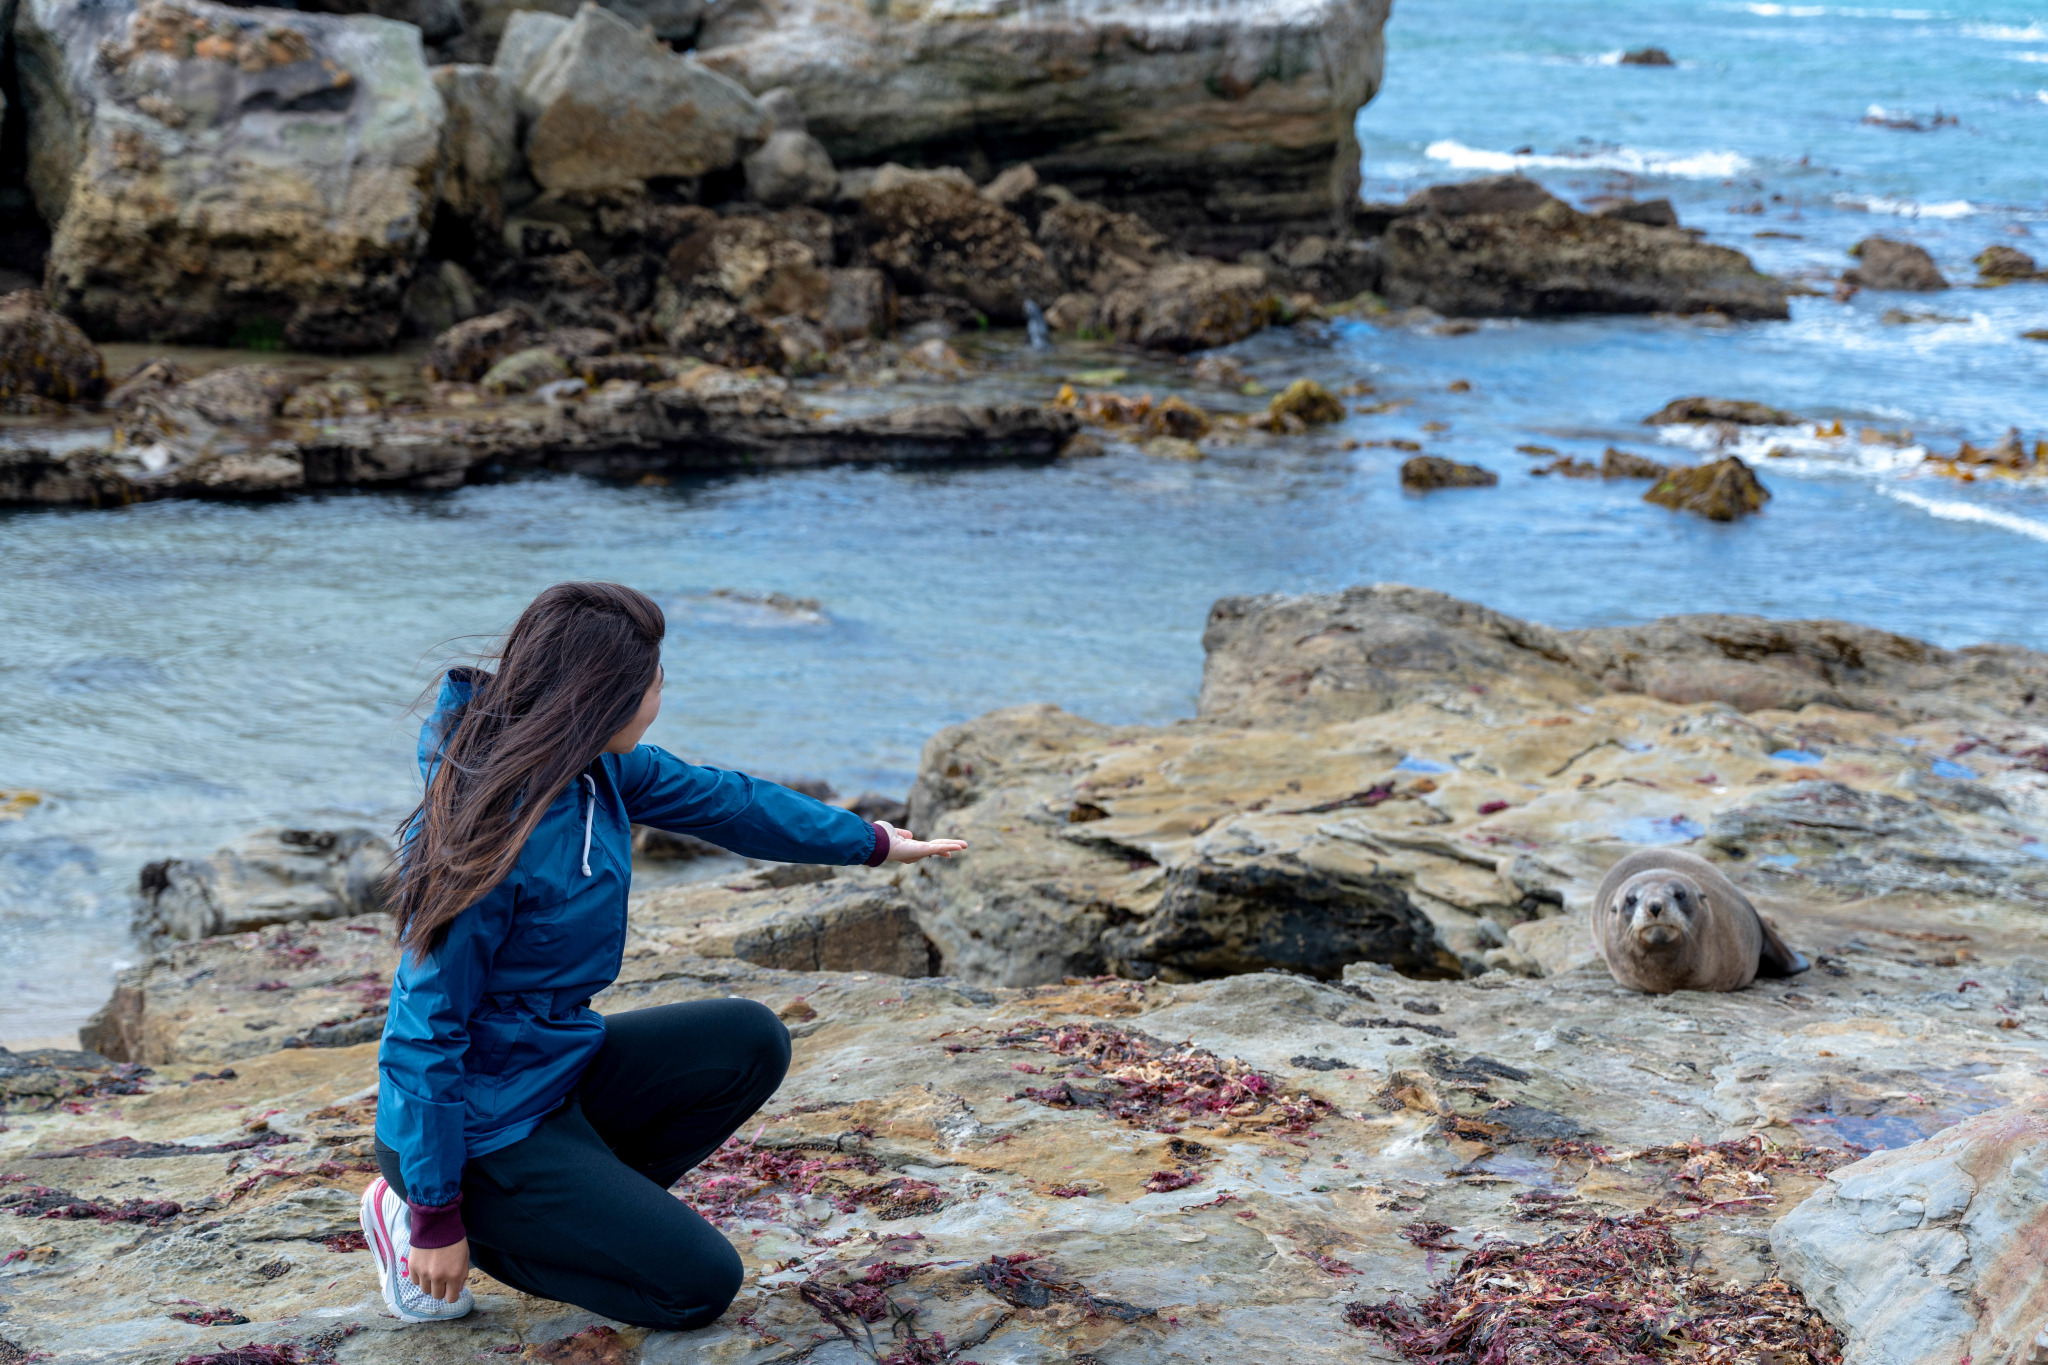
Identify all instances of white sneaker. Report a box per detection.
[358,1177,473,1323]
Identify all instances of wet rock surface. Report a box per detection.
[1643,454,1772,521]
[10,588,2048,1361]
[131,827,393,947]
[1844,236,1949,292]
[1361,176,1791,320]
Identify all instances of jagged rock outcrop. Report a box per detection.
[132,827,393,946]
[654,213,836,368]
[1643,454,1771,521]
[1365,176,1790,320]
[17,0,445,349]
[429,63,516,250]
[1092,260,1278,352]
[697,0,1393,255]
[860,168,1063,325]
[513,2,770,193]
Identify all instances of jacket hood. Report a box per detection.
[418,666,483,781]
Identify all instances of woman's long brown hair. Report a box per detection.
[393,582,665,959]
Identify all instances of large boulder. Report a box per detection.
[1773,1096,2048,1365]
[859,168,1061,324]
[698,0,1393,256]
[17,0,445,349]
[1369,176,1790,320]
[132,827,393,946]
[654,212,835,368]
[0,288,105,407]
[514,2,770,193]
[1844,236,1949,291]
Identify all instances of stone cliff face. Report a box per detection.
[695,0,1393,255]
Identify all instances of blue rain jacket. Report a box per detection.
[375,669,880,1212]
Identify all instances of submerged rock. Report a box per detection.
[1268,379,1346,426]
[1619,46,1674,65]
[1643,455,1771,521]
[1646,396,1798,426]
[1401,455,1498,490]
[1844,236,1949,292]
[1368,175,1790,320]
[697,0,1392,256]
[20,0,444,349]
[0,288,105,408]
[1600,446,1670,479]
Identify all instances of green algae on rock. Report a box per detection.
[1644,455,1771,521]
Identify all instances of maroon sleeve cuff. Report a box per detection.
[408,1195,466,1249]
[864,821,890,867]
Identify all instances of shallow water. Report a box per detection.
[3,0,2047,1043]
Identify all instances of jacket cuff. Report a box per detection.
[408,1195,466,1249]
[864,821,890,867]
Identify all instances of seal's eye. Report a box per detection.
[1672,886,1687,905]
[1622,893,1637,911]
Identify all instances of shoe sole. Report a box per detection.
[359,1177,462,1324]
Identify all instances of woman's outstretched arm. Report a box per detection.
[616,745,965,865]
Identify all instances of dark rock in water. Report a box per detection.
[1643,456,1771,521]
[1619,46,1674,66]
[1401,456,1498,490]
[0,290,105,408]
[1844,236,1949,291]
[1267,380,1346,427]
[22,0,443,349]
[424,306,540,383]
[1645,396,1797,426]
[1601,447,1670,479]
[1597,198,1680,228]
[861,168,1061,325]
[1092,260,1278,352]
[1975,245,2042,281]
[849,792,909,826]
[1371,178,1788,319]
[133,827,393,945]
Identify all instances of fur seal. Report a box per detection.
[1592,849,1809,993]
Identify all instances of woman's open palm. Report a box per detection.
[877,821,967,862]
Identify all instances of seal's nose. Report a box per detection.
[1643,899,1664,918]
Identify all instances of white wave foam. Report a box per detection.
[1425,140,1750,180]
[2014,50,2048,61]
[1835,193,1976,218]
[1739,3,1941,16]
[1964,21,2048,40]
[2040,89,2048,103]
[1886,488,2048,543]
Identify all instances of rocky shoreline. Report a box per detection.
[8,586,2048,1362]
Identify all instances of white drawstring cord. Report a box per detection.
[580,774,597,877]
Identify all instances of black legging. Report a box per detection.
[375,998,790,1330]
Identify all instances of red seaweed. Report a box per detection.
[671,1137,883,1226]
[1348,1213,1843,1365]
[990,1021,1332,1134]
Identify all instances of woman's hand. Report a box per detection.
[877,822,967,863]
[410,1237,470,1304]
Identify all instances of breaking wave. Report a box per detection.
[1424,140,1751,180]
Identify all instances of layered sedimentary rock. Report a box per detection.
[131,827,392,947]
[1363,176,1791,320]
[697,0,1393,254]
[900,585,2048,988]
[17,0,445,348]
[0,360,1079,504]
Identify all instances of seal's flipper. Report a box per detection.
[1755,913,1810,977]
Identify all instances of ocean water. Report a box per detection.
[3,0,2046,1042]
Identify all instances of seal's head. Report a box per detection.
[1613,870,1704,953]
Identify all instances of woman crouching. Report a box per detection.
[360,581,964,1328]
